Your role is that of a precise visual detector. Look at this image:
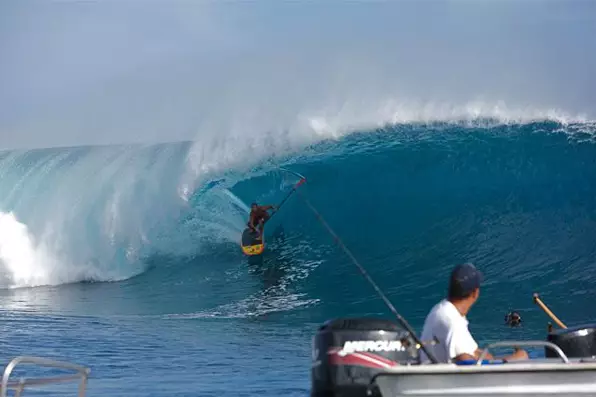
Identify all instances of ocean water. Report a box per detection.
[1,119,596,396]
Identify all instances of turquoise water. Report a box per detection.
[0,120,595,395]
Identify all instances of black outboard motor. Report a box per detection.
[311,318,419,397]
[546,324,596,358]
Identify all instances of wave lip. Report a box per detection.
[306,100,590,138]
[179,99,593,195]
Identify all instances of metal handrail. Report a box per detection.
[476,341,570,365]
[1,356,90,397]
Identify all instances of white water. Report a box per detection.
[0,145,192,288]
[0,211,109,288]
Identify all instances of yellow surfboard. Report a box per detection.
[241,227,265,256]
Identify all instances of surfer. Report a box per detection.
[248,202,276,239]
[419,263,529,363]
[505,311,522,327]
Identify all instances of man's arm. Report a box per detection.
[448,322,529,363]
[454,347,528,363]
[448,323,486,362]
[453,349,494,362]
[499,348,529,362]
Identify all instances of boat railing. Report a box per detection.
[1,356,90,397]
[477,340,569,365]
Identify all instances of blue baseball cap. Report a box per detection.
[449,263,484,298]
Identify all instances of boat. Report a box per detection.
[1,355,90,397]
[298,191,596,396]
[373,354,596,396]
[310,299,596,397]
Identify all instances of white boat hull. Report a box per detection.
[373,360,596,396]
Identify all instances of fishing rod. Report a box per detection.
[294,188,439,364]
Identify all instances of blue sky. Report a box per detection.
[1,0,595,149]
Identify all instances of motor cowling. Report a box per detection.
[546,324,596,359]
[311,318,419,397]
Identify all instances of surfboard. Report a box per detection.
[241,227,265,256]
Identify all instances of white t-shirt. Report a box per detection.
[419,299,478,363]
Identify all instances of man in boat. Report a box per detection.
[419,263,529,363]
[248,202,276,239]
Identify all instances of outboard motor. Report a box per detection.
[546,324,596,358]
[311,318,419,397]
